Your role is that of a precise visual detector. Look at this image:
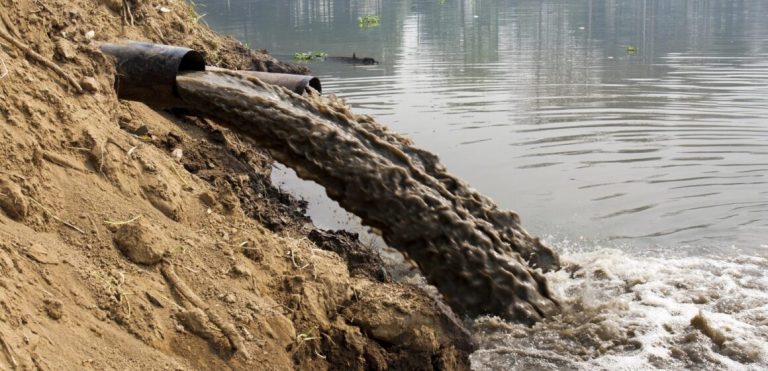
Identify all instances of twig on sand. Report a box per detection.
[0,334,17,369]
[168,162,188,185]
[181,264,199,274]
[0,27,82,93]
[0,8,21,38]
[41,150,87,172]
[104,214,142,226]
[0,58,7,80]
[161,261,251,360]
[27,196,86,235]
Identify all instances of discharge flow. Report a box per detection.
[177,70,560,322]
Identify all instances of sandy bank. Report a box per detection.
[0,1,473,369]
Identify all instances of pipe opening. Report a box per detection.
[179,51,206,72]
[173,51,205,99]
[308,77,322,93]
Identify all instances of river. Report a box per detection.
[196,0,767,369]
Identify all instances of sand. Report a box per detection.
[0,1,473,369]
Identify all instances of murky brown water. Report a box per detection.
[196,0,768,369]
[177,69,559,322]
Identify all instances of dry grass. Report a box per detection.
[104,214,142,226]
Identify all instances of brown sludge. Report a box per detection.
[177,70,561,323]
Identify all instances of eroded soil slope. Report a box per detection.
[0,1,473,369]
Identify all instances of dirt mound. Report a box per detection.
[0,1,473,370]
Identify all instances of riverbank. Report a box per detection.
[0,1,473,369]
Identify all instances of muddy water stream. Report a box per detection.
[197,0,768,369]
[177,70,559,322]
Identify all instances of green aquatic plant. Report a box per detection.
[358,15,381,29]
[293,51,328,62]
[625,45,637,54]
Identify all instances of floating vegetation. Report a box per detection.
[358,15,380,29]
[293,51,327,62]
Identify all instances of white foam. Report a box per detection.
[471,245,768,370]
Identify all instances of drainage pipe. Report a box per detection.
[99,41,322,109]
[100,41,205,109]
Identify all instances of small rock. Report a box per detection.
[84,30,95,40]
[183,163,200,173]
[171,148,183,161]
[231,264,251,277]
[198,192,217,208]
[80,77,99,93]
[112,220,169,265]
[43,298,64,320]
[145,291,164,308]
[223,293,237,304]
[24,244,60,265]
[55,39,77,60]
[0,177,29,221]
[133,125,150,136]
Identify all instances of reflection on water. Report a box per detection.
[198,0,768,251]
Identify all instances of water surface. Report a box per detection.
[199,0,768,253]
[197,1,768,369]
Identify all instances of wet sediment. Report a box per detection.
[176,70,561,322]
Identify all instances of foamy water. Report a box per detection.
[471,242,768,370]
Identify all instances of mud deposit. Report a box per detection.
[175,70,560,323]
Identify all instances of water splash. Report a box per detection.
[471,245,768,370]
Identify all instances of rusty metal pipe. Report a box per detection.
[100,41,205,109]
[100,42,322,109]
